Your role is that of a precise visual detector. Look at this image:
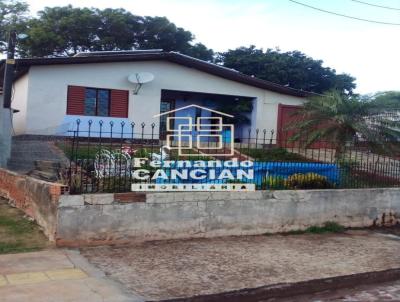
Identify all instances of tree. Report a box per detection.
[288,90,400,158]
[0,0,29,52]
[17,6,214,60]
[91,8,143,52]
[218,46,356,94]
[372,91,400,108]
[181,42,214,61]
[19,5,101,57]
[137,16,214,61]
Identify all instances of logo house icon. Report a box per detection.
[154,105,235,157]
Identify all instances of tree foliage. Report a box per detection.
[372,91,400,108]
[289,90,400,157]
[15,5,214,60]
[218,46,356,94]
[0,0,28,51]
[1,1,360,95]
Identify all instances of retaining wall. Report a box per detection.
[56,189,400,247]
[1,168,399,247]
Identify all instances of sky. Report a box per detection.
[25,0,400,94]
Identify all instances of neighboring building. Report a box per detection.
[0,50,311,140]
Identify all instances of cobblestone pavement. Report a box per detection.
[80,231,400,301]
[280,279,400,301]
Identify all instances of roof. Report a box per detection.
[0,50,312,97]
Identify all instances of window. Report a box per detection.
[84,88,110,117]
[67,85,129,118]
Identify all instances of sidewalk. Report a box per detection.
[0,249,143,302]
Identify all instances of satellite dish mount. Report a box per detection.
[128,72,155,95]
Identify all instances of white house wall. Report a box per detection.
[12,73,30,135]
[15,61,305,136]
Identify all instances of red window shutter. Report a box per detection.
[67,86,85,115]
[110,89,129,118]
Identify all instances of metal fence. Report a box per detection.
[63,119,400,194]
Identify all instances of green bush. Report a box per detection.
[285,173,334,189]
[135,148,150,158]
[264,173,334,190]
[263,176,287,189]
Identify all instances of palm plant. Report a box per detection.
[287,90,400,158]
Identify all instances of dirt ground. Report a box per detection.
[0,198,49,254]
[81,230,400,301]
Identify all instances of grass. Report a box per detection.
[58,142,214,161]
[57,143,102,160]
[339,168,400,189]
[265,222,345,236]
[240,147,311,162]
[0,198,49,254]
[304,221,345,234]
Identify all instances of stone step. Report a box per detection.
[10,152,61,161]
[7,162,35,173]
[11,143,57,149]
[8,158,37,166]
[8,137,69,176]
[11,140,55,145]
[34,161,65,174]
[28,170,60,182]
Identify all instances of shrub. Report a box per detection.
[135,148,150,158]
[337,158,359,169]
[263,176,287,189]
[285,173,333,189]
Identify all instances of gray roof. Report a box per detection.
[0,50,313,97]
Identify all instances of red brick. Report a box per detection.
[114,192,146,203]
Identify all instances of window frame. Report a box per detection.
[84,87,111,117]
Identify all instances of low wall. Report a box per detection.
[1,167,399,247]
[56,189,400,247]
[0,168,66,241]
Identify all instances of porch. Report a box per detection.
[159,89,256,141]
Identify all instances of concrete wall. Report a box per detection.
[13,61,304,135]
[2,166,397,247]
[56,189,400,247]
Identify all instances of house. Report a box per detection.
[0,50,311,140]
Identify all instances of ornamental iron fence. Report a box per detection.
[63,119,400,194]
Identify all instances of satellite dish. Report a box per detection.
[128,72,155,95]
[128,72,155,84]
